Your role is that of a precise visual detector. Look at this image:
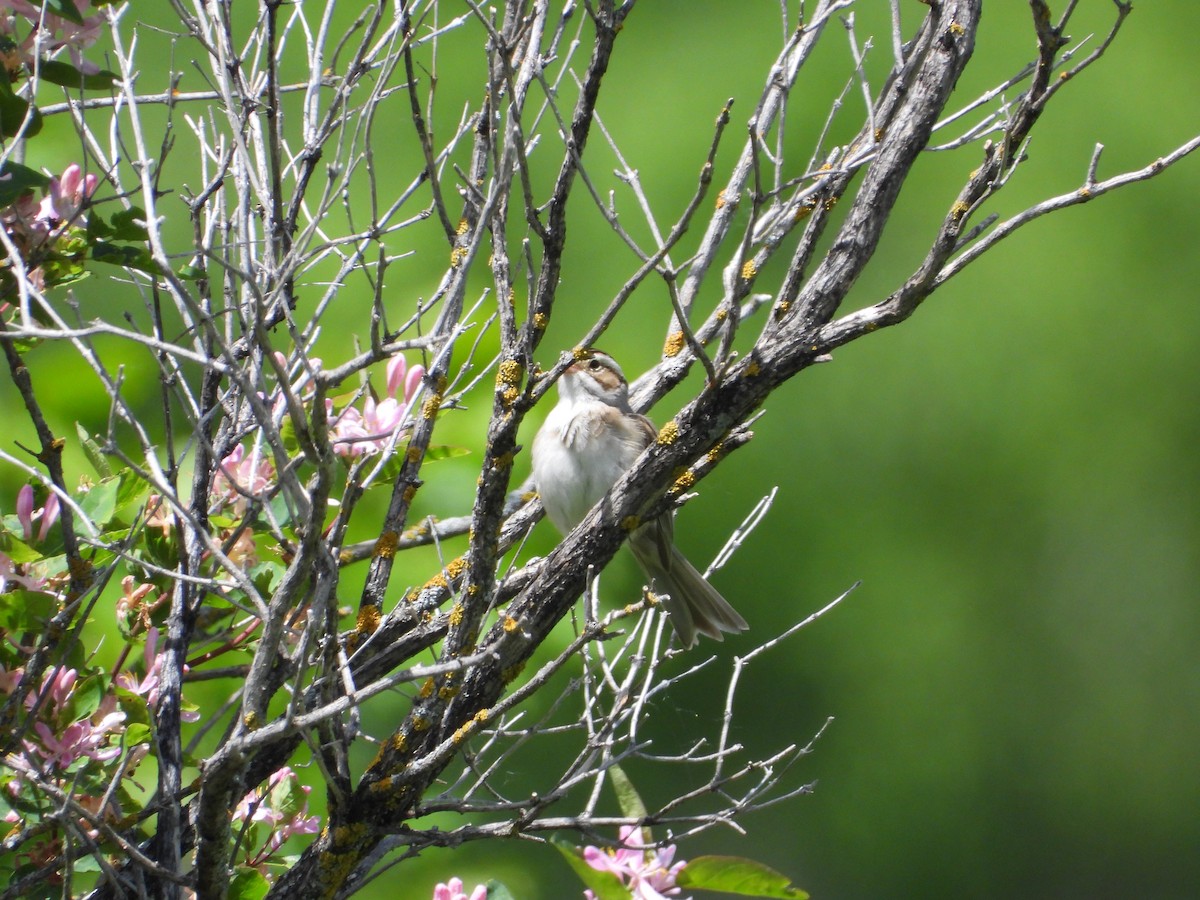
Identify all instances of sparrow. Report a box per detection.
[530,348,748,647]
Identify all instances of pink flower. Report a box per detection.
[330,355,424,457]
[234,767,321,858]
[432,877,487,900]
[22,666,126,770]
[16,483,59,543]
[41,163,98,223]
[0,549,45,592]
[583,826,688,900]
[116,628,201,722]
[212,443,275,511]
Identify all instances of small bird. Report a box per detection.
[531,348,748,647]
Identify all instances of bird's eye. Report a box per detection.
[588,359,602,370]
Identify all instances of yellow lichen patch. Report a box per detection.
[948,21,965,36]
[501,386,519,407]
[745,359,761,377]
[874,127,884,141]
[418,678,435,699]
[502,662,526,683]
[456,218,469,236]
[657,420,680,445]
[474,708,490,724]
[452,721,474,744]
[671,469,696,493]
[715,188,727,209]
[503,615,519,633]
[445,557,467,579]
[1078,188,1092,200]
[1059,71,1071,82]
[421,394,442,420]
[448,601,464,626]
[493,448,516,469]
[406,445,422,464]
[663,330,685,358]
[950,200,970,220]
[572,347,589,361]
[823,196,838,212]
[405,589,419,604]
[356,605,381,636]
[426,572,449,591]
[521,490,538,502]
[706,441,725,464]
[466,583,480,597]
[367,775,393,794]
[496,359,523,388]
[794,203,814,222]
[338,549,354,565]
[533,312,549,331]
[402,483,418,504]
[374,531,399,560]
[741,259,757,281]
[392,731,408,752]
[438,684,460,700]
[450,246,468,267]
[775,300,791,315]
[715,308,728,322]
[620,515,640,532]
[243,711,260,730]
[411,715,430,732]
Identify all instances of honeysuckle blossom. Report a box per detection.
[23,666,125,770]
[40,163,99,225]
[233,766,321,858]
[432,877,487,900]
[115,627,201,722]
[212,442,275,512]
[16,483,59,543]
[0,0,105,75]
[583,826,689,900]
[0,549,45,592]
[330,354,425,457]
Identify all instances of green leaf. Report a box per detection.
[62,673,105,724]
[0,91,41,139]
[1,534,42,564]
[0,161,50,208]
[45,0,86,25]
[229,867,270,900]
[676,856,810,898]
[124,722,152,747]
[425,444,471,461]
[269,771,307,820]
[36,60,118,91]
[177,262,207,281]
[485,883,516,900]
[110,206,150,242]
[552,837,631,900]
[79,475,120,528]
[610,764,649,822]
[0,590,54,632]
[91,241,163,275]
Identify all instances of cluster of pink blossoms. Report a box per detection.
[328,354,425,457]
[0,483,59,593]
[431,877,487,900]
[232,766,321,866]
[0,0,104,76]
[1,162,99,291]
[583,826,688,900]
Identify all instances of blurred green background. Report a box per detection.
[4,2,1199,898]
